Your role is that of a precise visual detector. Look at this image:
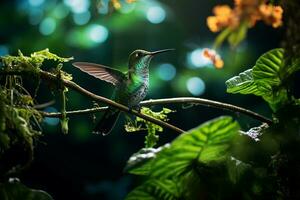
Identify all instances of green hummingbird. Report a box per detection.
[72,49,174,135]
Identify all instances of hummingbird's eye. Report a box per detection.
[135,53,140,58]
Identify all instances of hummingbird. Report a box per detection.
[72,49,174,135]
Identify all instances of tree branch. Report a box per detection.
[1,70,273,134]
[38,70,185,134]
[141,98,273,124]
[41,97,272,124]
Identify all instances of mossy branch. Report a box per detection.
[1,69,273,135]
[39,70,185,134]
[41,97,272,124]
[0,70,184,133]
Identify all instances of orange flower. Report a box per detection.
[207,17,221,32]
[126,0,136,3]
[207,5,233,32]
[203,48,224,69]
[259,4,283,28]
[235,0,260,8]
[214,5,233,26]
[234,0,261,27]
[214,58,224,69]
[213,5,232,16]
[207,0,283,33]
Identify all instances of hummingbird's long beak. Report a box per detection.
[149,49,175,56]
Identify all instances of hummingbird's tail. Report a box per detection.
[93,108,120,136]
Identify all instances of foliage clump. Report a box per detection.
[226,48,300,111]
[125,116,241,199]
[1,49,72,72]
[0,49,72,198]
[125,107,174,148]
[125,45,300,199]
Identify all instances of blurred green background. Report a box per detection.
[0,0,281,199]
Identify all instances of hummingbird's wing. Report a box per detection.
[72,62,126,86]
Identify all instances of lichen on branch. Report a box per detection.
[0,49,73,176]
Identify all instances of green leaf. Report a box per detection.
[0,180,53,200]
[226,48,288,111]
[252,48,283,86]
[124,146,168,175]
[149,116,240,179]
[226,69,264,96]
[125,179,180,200]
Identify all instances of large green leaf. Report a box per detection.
[0,180,53,200]
[125,179,180,200]
[124,145,167,175]
[252,48,283,86]
[226,69,264,96]
[226,48,288,111]
[148,116,240,179]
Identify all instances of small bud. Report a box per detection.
[203,48,224,69]
[61,117,69,134]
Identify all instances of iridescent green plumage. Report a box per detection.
[73,49,173,135]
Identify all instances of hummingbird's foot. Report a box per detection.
[128,106,134,114]
[135,104,142,113]
[128,105,141,113]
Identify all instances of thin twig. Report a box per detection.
[41,97,272,124]
[141,98,273,124]
[34,100,55,109]
[41,106,108,117]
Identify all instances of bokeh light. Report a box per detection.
[186,77,205,96]
[28,8,43,25]
[87,24,109,43]
[43,107,59,126]
[39,17,56,35]
[187,48,211,68]
[63,0,90,13]
[0,45,9,56]
[28,0,45,7]
[73,11,91,25]
[53,3,69,19]
[146,6,166,24]
[157,63,176,81]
